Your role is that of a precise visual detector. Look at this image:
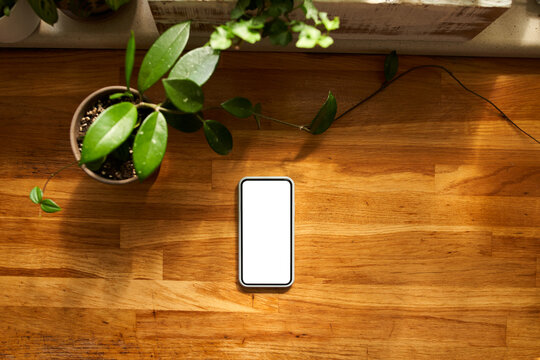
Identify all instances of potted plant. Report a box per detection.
[54,0,131,21]
[0,0,131,27]
[30,0,340,213]
[0,0,40,43]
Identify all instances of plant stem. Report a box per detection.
[196,113,205,123]
[136,102,160,111]
[137,102,189,116]
[157,106,187,115]
[254,112,310,132]
[335,64,539,145]
[42,161,78,195]
[201,106,222,112]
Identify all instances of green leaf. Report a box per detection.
[251,15,266,28]
[80,102,138,164]
[166,112,203,133]
[231,19,262,44]
[267,0,293,17]
[109,92,125,100]
[317,35,334,48]
[384,50,399,82]
[268,19,292,46]
[133,112,168,181]
[105,0,130,11]
[125,31,135,89]
[319,12,339,31]
[28,0,58,25]
[210,25,233,50]
[309,91,337,135]
[294,24,321,48]
[271,31,292,47]
[221,97,253,118]
[301,0,319,24]
[169,46,220,86]
[253,103,262,129]
[29,186,43,204]
[163,79,204,113]
[40,199,61,213]
[230,0,249,19]
[85,156,106,171]
[0,0,15,15]
[109,91,134,100]
[137,21,190,93]
[203,120,233,155]
[162,101,203,133]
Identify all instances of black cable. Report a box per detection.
[335,64,539,145]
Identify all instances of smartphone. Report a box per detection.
[239,177,294,288]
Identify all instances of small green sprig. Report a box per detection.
[209,0,340,50]
[30,186,61,214]
[0,0,15,17]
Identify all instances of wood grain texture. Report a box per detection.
[0,49,539,358]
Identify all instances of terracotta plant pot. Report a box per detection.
[0,0,40,43]
[70,86,139,185]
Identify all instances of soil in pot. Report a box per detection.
[77,95,151,181]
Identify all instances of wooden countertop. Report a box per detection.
[0,49,539,359]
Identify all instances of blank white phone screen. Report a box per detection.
[241,178,293,286]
